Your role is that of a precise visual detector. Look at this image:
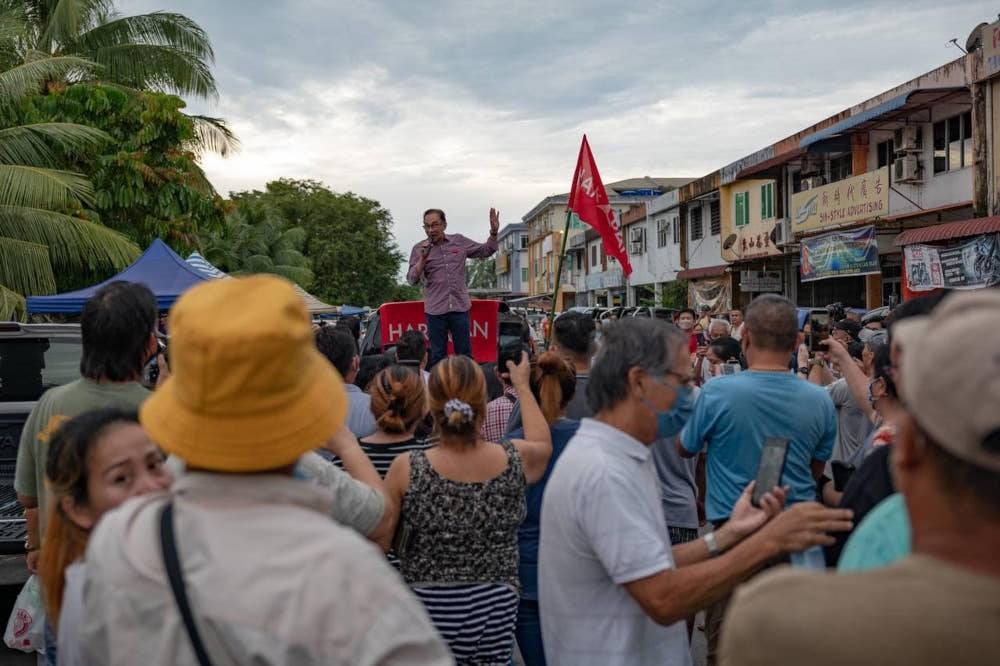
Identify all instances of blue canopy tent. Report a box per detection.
[184,252,341,315]
[27,239,209,314]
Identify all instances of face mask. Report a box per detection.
[643,381,694,440]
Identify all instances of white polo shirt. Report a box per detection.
[539,418,691,666]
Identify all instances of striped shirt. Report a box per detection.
[413,583,519,665]
[329,437,432,477]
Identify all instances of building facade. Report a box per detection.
[494,222,529,298]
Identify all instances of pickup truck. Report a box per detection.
[0,323,82,556]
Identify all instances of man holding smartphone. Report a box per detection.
[406,208,500,368]
[680,294,837,665]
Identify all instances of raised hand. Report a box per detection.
[489,208,500,235]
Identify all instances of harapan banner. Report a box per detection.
[800,225,881,282]
[904,233,1000,292]
[791,167,889,233]
[379,299,501,362]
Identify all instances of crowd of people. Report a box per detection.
[11,272,1000,665]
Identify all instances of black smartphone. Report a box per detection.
[752,437,790,507]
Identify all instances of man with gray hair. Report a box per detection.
[538,317,852,666]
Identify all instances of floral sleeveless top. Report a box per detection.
[399,440,526,589]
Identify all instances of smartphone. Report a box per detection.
[752,437,789,507]
[721,360,742,375]
[807,330,829,355]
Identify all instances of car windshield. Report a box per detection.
[0,338,82,401]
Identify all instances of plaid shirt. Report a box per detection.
[481,385,518,442]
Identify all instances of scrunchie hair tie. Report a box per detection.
[443,398,474,424]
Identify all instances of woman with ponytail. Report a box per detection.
[385,353,552,665]
[333,364,431,477]
[39,408,172,666]
[508,351,580,666]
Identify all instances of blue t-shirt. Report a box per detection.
[511,418,581,600]
[681,370,836,522]
[838,493,911,572]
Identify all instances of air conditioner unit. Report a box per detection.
[771,218,792,245]
[894,155,922,183]
[801,177,825,190]
[893,126,922,153]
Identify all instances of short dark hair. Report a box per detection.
[335,316,361,346]
[709,336,742,363]
[872,343,897,398]
[587,318,686,413]
[834,319,862,340]
[395,330,427,364]
[356,353,393,391]
[745,294,798,353]
[678,308,696,319]
[846,341,865,361]
[885,292,948,344]
[922,428,1000,519]
[80,282,157,381]
[423,209,446,223]
[314,327,356,377]
[553,311,595,358]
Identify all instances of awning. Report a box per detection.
[676,264,728,280]
[894,216,1000,246]
[800,87,968,149]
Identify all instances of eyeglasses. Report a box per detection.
[423,222,444,230]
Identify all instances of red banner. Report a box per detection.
[567,135,633,277]
[378,300,501,363]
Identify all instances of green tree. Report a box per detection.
[203,180,406,307]
[0,56,138,317]
[17,82,228,249]
[0,0,237,156]
[466,257,496,290]
[660,279,689,309]
[202,192,313,288]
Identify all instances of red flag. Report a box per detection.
[567,135,633,277]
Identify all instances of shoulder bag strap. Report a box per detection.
[159,502,214,666]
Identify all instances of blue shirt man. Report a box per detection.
[681,371,836,522]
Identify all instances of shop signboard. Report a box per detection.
[904,233,1000,292]
[790,167,889,233]
[800,225,881,282]
[740,270,783,292]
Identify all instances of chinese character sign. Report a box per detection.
[790,167,889,233]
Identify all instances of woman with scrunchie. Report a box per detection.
[385,353,552,665]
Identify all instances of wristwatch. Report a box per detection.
[703,531,722,557]
[798,366,810,374]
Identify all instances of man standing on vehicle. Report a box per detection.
[15,281,160,573]
[407,208,499,367]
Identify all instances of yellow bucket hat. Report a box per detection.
[141,275,347,472]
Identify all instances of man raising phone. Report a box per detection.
[407,208,499,367]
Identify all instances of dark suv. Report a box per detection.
[0,323,82,554]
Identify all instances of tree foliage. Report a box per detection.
[201,179,407,306]
[0,55,138,315]
[201,191,313,288]
[466,257,496,290]
[15,82,228,251]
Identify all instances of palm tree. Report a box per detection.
[0,54,139,318]
[202,198,315,289]
[0,0,238,156]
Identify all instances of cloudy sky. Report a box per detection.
[125,0,992,260]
